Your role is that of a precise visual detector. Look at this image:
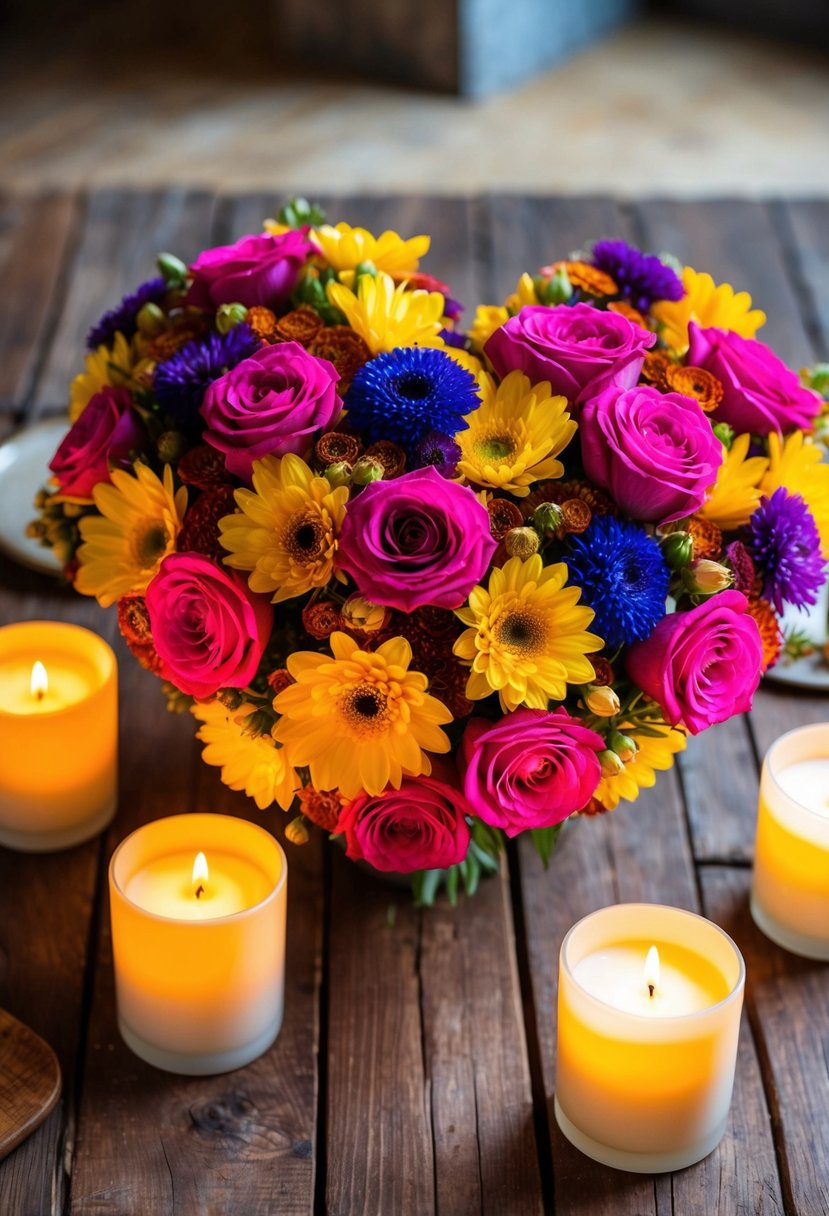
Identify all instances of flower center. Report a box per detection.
[132,521,169,567]
[285,512,328,563]
[475,429,517,463]
[494,609,545,654]
[340,681,392,735]
[395,372,433,401]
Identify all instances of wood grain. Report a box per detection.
[0,1008,61,1161]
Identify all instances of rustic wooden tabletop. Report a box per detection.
[0,190,827,1216]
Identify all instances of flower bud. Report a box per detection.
[354,260,378,280]
[285,816,310,846]
[62,502,84,519]
[157,251,188,285]
[584,684,620,717]
[532,501,564,537]
[341,593,389,633]
[504,526,540,559]
[25,519,47,539]
[33,488,49,510]
[351,456,385,485]
[712,422,734,449]
[685,559,732,594]
[324,460,353,489]
[599,749,625,778]
[538,267,573,305]
[216,688,244,710]
[608,730,637,764]
[136,302,166,337]
[157,431,188,463]
[661,530,693,571]
[216,302,249,335]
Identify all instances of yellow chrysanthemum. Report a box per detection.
[592,724,687,811]
[469,304,509,351]
[698,433,769,531]
[311,222,429,278]
[456,370,576,496]
[454,555,601,713]
[652,266,766,354]
[326,272,444,355]
[761,430,829,557]
[219,454,348,603]
[75,463,186,607]
[69,333,136,421]
[192,700,298,811]
[272,632,452,798]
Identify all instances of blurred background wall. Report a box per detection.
[1,0,827,194]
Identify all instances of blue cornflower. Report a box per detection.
[86,276,168,349]
[413,431,462,478]
[567,516,670,648]
[592,240,684,313]
[153,325,259,423]
[344,347,480,449]
[745,487,825,614]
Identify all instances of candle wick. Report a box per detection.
[648,983,655,998]
[195,883,205,900]
[36,688,45,702]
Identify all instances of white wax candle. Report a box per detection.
[776,759,829,817]
[572,943,725,1017]
[0,656,97,714]
[125,851,272,920]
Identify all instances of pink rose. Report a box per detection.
[337,768,471,873]
[580,382,722,524]
[336,466,497,611]
[145,552,273,698]
[187,230,313,310]
[202,342,341,481]
[460,709,603,837]
[49,387,144,499]
[687,324,820,435]
[625,590,763,735]
[485,302,656,402]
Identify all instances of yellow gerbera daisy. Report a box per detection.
[652,266,766,354]
[698,433,769,531]
[761,430,829,557]
[272,632,452,798]
[69,332,136,421]
[456,370,576,496]
[219,454,348,603]
[311,222,429,278]
[192,700,298,811]
[454,555,602,712]
[592,724,686,811]
[326,272,444,355]
[75,463,186,607]
[469,304,509,352]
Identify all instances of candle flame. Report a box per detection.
[193,851,208,899]
[644,945,660,998]
[30,660,48,701]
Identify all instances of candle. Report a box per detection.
[0,621,118,851]
[751,723,829,960]
[109,813,287,1075]
[555,904,745,1173]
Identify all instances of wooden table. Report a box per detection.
[0,190,827,1216]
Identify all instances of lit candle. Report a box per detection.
[109,813,287,1075]
[0,621,118,851]
[555,904,745,1173]
[751,723,829,960]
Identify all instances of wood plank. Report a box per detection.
[0,191,80,422]
[701,865,829,1216]
[678,717,759,864]
[32,188,216,417]
[775,199,829,354]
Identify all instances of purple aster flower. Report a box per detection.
[745,487,825,613]
[725,540,756,595]
[153,324,259,423]
[86,276,167,350]
[439,327,468,349]
[592,240,684,312]
[413,431,462,478]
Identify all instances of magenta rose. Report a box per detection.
[201,342,341,481]
[145,552,273,698]
[625,590,763,735]
[580,382,722,524]
[336,466,497,611]
[187,230,313,310]
[485,302,656,402]
[687,324,820,435]
[337,767,472,873]
[460,709,603,837]
[49,387,144,499]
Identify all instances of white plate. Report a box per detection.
[765,576,829,692]
[0,417,69,576]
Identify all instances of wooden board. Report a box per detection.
[0,1009,61,1161]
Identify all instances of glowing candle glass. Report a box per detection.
[751,723,829,960]
[555,904,745,1173]
[109,813,287,1075]
[0,620,117,851]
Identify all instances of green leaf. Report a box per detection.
[417,869,443,907]
[463,851,481,897]
[446,865,459,906]
[530,824,562,869]
[468,838,500,874]
[470,819,503,860]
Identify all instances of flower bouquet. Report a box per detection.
[32,200,828,902]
